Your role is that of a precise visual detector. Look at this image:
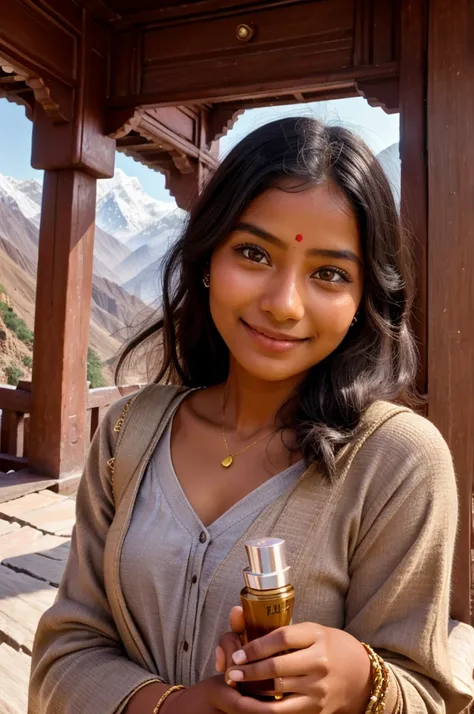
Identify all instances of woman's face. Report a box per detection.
[209,182,363,384]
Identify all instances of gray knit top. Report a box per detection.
[120,419,305,686]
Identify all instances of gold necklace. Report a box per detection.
[221,394,271,468]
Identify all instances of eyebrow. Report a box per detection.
[233,222,362,268]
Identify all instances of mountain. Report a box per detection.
[0,181,39,260]
[95,168,174,241]
[376,143,400,206]
[0,171,155,380]
[15,178,43,209]
[0,174,41,224]
[0,235,36,276]
[114,244,163,284]
[123,254,168,305]
[116,209,184,296]
[94,224,131,266]
[126,209,185,252]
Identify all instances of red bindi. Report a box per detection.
[295,234,303,242]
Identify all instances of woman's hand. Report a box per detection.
[216,606,246,684]
[223,622,372,714]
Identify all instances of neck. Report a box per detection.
[222,359,305,438]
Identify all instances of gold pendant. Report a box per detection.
[221,455,233,468]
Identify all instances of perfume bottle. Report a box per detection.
[239,537,295,699]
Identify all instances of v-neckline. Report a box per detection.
[160,415,305,534]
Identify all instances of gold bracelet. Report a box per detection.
[152,685,185,714]
[361,643,389,714]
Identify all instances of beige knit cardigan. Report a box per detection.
[28,387,474,714]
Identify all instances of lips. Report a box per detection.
[243,321,306,342]
[241,320,309,353]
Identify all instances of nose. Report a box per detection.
[260,272,305,323]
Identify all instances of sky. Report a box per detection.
[0,97,399,203]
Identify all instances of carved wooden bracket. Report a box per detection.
[0,54,72,124]
[208,106,245,143]
[110,105,220,207]
[356,77,399,115]
[0,85,34,121]
[108,106,145,139]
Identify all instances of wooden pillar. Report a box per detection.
[26,11,115,486]
[427,0,474,625]
[29,170,97,480]
[399,0,428,399]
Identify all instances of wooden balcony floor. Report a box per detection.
[0,485,75,713]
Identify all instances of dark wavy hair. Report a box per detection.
[117,117,417,477]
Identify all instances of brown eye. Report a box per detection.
[236,244,271,266]
[313,267,351,284]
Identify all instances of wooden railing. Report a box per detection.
[0,381,31,472]
[0,381,142,473]
[86,384,142,447]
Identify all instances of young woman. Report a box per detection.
[29,118,473,714]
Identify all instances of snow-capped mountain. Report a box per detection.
[125,208,185,253]
[95,168,176,241]
[1,144,401,308]
[0,173,42,224]
[0,171,154,368]
[0,167,184,305]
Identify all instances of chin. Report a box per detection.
[231,351,309,384]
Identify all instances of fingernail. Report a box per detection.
[232,649,247,665]
[226,678,236,687]
[228,670,244,682]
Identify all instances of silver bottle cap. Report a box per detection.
[243,537,291,590]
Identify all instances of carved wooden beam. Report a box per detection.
[0,54,72,123]
[108,0,400,113]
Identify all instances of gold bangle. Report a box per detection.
[152,685,185,714]
[361,643,389,714]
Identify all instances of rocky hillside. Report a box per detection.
[0,286,33,385]
[0,171,160,385]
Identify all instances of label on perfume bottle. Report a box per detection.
[266,601,291,617]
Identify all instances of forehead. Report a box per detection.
[241,182,359,247]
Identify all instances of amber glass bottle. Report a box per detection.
[239,538,295,699]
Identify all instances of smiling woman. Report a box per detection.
[29,118,472,714]
[117,117,415,475]
[209,186,363,385]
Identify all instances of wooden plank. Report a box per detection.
[7,499,76,536]
[399,0,428,397]
[8,412,25,457]
[0,471,57,504]
[111,0,367,104]
[0,490,68,519]
[113,0,339,28]
[0,387,32,413]
[4,552,66,587]
[0,564,56,652]
[0,643,30,714]
[0,409,11,453]
[0,520,20,537]
[0,525,70,561]
[427,0,474,625]
[28,170,97,480]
